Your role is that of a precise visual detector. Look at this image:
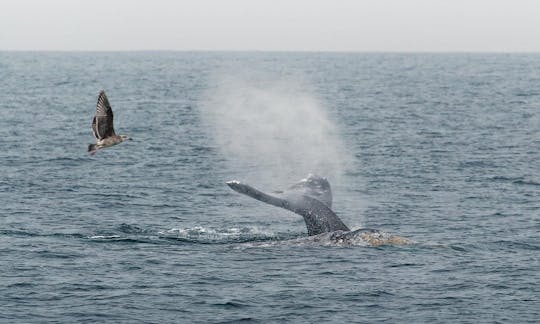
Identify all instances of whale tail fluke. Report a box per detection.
[227,175,350,236]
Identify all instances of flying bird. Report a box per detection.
[88,90,131,155]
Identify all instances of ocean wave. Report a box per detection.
[489,176,540,186]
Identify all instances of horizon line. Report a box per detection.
[1,49,540,54]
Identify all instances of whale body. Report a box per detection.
[227,174,411,246]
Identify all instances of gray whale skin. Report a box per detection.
[227,174,410,246]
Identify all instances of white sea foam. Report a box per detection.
[158,226,282,243]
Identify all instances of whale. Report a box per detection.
[227,174,410,246]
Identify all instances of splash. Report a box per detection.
[159,226,290,244]
[199,72,353,189]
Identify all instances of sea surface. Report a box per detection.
[0,52,539,323]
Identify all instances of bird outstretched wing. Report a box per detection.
[92,90,116,140]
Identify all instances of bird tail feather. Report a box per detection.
[88,144,98,155]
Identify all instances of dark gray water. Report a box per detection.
[1,52,539,323]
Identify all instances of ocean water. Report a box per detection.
[0,52,539,323]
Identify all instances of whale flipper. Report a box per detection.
[227,174,349,236]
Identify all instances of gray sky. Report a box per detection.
[1,0,539,51]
